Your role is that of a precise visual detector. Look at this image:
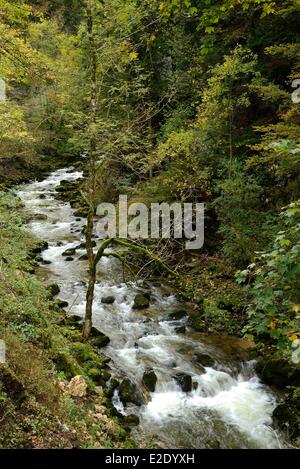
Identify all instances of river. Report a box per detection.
[16,167,284,449]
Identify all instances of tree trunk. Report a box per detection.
[82,0,98,341]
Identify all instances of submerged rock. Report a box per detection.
[172,373,192,392]
[142,368,157,392]
[133,293,150,309]
[192,353,214,368]
[119,378,144,406]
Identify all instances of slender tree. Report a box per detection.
[82,0,98,340]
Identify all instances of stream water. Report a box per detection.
[16,167,284,449]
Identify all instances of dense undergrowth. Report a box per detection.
[0,191,136,448]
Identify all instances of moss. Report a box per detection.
[60,327,82,342]
[71,342,101,364]
[52,352,82,380]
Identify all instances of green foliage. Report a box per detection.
[237,201,300,354]
[213,162,275,266]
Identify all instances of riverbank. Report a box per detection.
[0,189,138,448]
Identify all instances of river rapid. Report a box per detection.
[16,167,284,449]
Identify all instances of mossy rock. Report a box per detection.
[62,248,76,257]
[119,378,144,406]
[123,414,140,427]
[166,310,187,321]
[55,299,69,309]
[132,294,150,310]
[89,327,110,348]
[142,368,157,392]
[47,283,60,298]
[52,352,81,380]
[101,296,115,305]
[190,315,206,332]
[71,342,100,364]
[60,327,82,342]
[64,315,82,328]
[255,358,300,388]
[273,401,300,439]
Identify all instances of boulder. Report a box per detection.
[172,373,192,392]
[142,368,157,392]
[56,299,69,309]
[123,414,140,427]
[65,256,74,262]
[62,248,76,257]
[101,296,115,305]
[79,254,88,261]
[133,294,150,310]
[76,241,96,249]
[175,325,186,334]
[192,353,214,368]
[90,327,110,348]
[255,358,300,388]
[119,378,144,406]
[273,403,300,439]
[166,310,187,321]
[47,283,60,298]
[66,375,87,398]
[64,315,82,327]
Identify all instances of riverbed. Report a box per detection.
[16,167,284,449]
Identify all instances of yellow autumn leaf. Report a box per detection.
[129,51,138,61]
[289,334,298,342]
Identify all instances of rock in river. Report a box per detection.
[101,296,115,305]
[133,293,150,309]
[172,373,192,392]
[142,368,157,392]
[119,378,144,406]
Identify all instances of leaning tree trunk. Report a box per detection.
[83,0,98,341]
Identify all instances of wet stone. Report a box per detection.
[172,373,192,392]
[142,368,157,392]
[101,296,115,305]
